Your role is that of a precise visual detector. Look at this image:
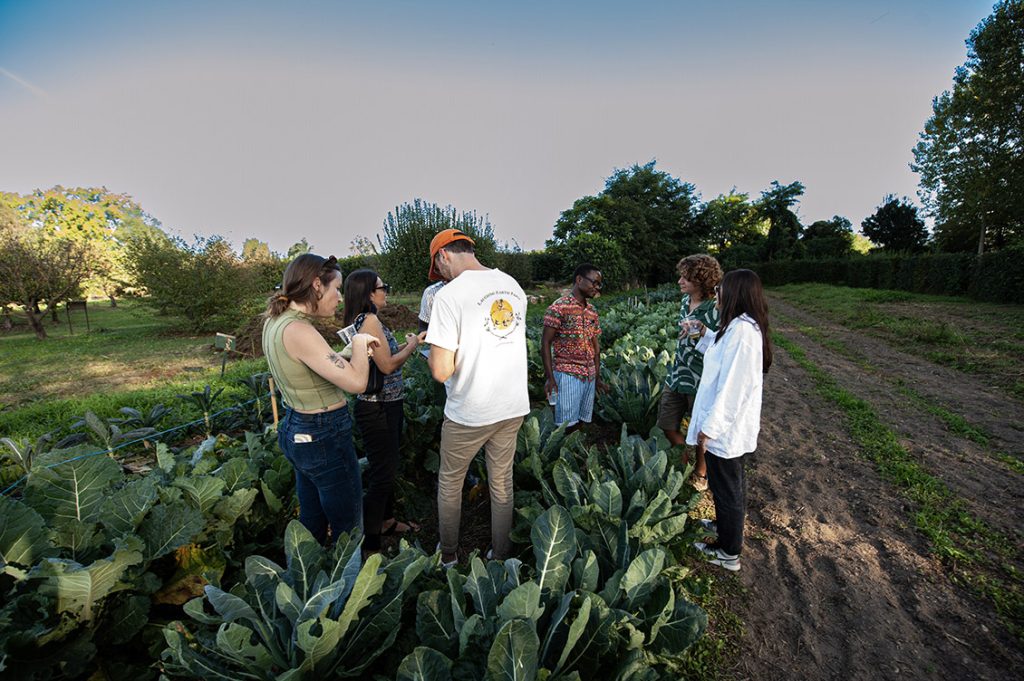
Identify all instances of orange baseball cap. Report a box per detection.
[428,228,475,281]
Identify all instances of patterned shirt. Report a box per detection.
[665,295,719,395]
[543,294,602,380]
[354,314,404,402]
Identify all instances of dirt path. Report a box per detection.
[724,298,1024,681]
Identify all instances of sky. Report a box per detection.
[0,0,997,254]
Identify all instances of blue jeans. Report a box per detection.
[278,406,363,545]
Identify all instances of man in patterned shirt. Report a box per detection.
[542,264,607,432]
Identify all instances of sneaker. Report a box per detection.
[699,519,718,537]
[436,543,458,570]
[696,543,741,572]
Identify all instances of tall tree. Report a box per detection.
[861,195,929,252]
[548,161,701,286]
[696,190,768,267]
[911,0,1024,253]
[377,199,497,291]
[757,181,805,260]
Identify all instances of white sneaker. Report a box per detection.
[699,519,718,537]
[695,543,741,572]
[436,543,457,569]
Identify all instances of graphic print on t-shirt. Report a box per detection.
[481,292,523,340]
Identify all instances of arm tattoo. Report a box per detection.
[326,352,348,369]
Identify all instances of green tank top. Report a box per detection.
[262,309,347,411]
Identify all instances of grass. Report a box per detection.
[774,332,1024,639]
[776,308,1024,477]
[771,283,1024,399]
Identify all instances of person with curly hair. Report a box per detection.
[657,254,723,490]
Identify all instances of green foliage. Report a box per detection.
[124,234,272,332]
[697,190,767,270]
[548,161,701,287]
[912,0,1024,253]
[162,522,431,679]
[752,248,1024,303]
[801,216,856,259]
[758,180,805,260]
[377,199,498,292]
[860,196,928,253]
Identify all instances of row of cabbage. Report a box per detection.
[1,290,708,679]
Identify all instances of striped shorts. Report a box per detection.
[553,370,596,427]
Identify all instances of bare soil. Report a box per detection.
[722,295,1024,681]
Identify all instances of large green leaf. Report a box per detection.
[204,585,259,623]
[416,590,458,655]
[101,477,158,538]
[530,506,576,598]
[32,537,143,620]
[397,647,453,681]
[649,594,707,657]
[554,593,592,676]
[50,517,101,559]
[214,457,257,493]
[336,552,386,640]
[619,548,665,611]
[496,581,543,624]
[552,461,583,508]
[464,556,502,619]
[139,502,205,559]
[284,520,326,601]
[25,449,122,525]
[590,480,623,518]
[174,475,226,513]
[0,496,56,568]
[571,551,599,593]
[486,618,539,681]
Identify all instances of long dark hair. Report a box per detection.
[265,254,341,318]
[714,269,773,373]
[342,269,379,326]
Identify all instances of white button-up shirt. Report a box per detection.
[685,314,764,459]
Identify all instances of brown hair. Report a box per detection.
[677,254,723,299]
[341,269,379,326]
[265,254,341,318]
[714,269,773,373]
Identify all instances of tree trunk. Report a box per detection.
[24,308,47,340]
[109,295,117,308]
[1,310,12,332]
[977,221,986,256]
[51,306,60,323]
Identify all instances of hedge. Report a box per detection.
[749,248,1024,304]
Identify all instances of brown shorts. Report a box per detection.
[657,388,693,432]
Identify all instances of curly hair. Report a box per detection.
[676,254,723,299]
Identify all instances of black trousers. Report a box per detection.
[354,399,405,550]
[706,451,746,556]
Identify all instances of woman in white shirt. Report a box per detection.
[687,269,773,572]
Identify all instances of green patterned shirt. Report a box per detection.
[664,295,719,395]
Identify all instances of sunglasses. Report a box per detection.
[375,283,391,293]
[580,275,603,290]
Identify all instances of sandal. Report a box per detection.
[380,518,421,536]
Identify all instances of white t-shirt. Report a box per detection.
[685,314,764,458]
[426,268,530,427]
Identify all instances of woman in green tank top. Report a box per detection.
[262,254,379,545]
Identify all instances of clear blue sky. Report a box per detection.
[0,0,996,254]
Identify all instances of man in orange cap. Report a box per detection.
[425,228,530,567]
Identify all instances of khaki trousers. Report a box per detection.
[437,415,524,559]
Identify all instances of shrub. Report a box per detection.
[125,235,271,332]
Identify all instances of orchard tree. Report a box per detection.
[548,161,701,286]
[696,190,767,268]
[801,216,855,259]
[861,195,929,252]
[912,0,1024,253]
[0,217,94,339]
[377,199,497,291]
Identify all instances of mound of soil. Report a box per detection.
[234,304,420,358]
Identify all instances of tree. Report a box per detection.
[377,199,497,291]
[696,190,768,268]
[912,0,1024,253]
[757,181,805,260]
[861,195,929,252]
[287,238,313,258]
[801,216,856,259]
[547,161,701,286]
[241,238,274,263]
[349,235,378,256]
[0,217,95,340]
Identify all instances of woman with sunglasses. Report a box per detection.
[263,254,380,545]
[342,269,427,554]
[687,269,773,572]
